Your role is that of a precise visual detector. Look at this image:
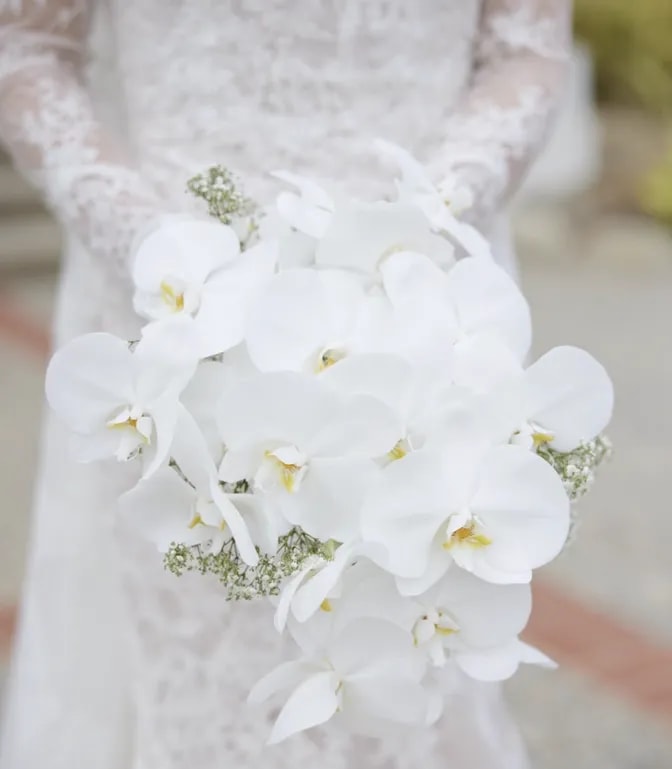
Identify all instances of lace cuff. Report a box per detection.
[0,0,164,282]
[434,0,572,224]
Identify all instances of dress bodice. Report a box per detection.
[103,0,481,198]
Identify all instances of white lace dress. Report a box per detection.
[0,2,571,767]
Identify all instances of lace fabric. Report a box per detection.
[0,2,571,768]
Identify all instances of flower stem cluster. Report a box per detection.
[163,528,336,601]
[187,166,254,225]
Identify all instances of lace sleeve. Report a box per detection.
[0,0,164,281]
[435,0,572,222]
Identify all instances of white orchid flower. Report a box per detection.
[132,217,276,357]
[45,320,198,478]
[376,251,531,386]
[489,346,615,453]
[362,424,570,591]
[248,618,436,744]
[319,353,463,460]
[217,371,400,543]
[118,406,260,565]
[315,199,455,276]
[244,268,369,373]
[271,170,336,239]
[406,570,532,676]
[374,138,492,260]
[324,562,532,679]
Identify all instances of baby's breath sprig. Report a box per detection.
[537,434,612,502]
[187,165,254,225]
[164,528,337,601]
[538,434,613,545]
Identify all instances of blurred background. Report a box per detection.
[0,3,671,767]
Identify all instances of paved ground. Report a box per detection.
[0,186,671,766]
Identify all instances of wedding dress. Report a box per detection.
[0,2,571,767]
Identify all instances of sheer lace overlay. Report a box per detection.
[436,0,572,220]
[0,2,571,768]
[0,1,166,283]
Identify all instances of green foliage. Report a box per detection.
[641,139,672,226]
[575,1,672,225]
[575,0,672,115]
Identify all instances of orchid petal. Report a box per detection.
[330,619,419,678]
[143,394,181,478]
[344,677,433,727]
[45,333,134,433]
[193,241,276,357]
[379,251,451,312]
[362,451,449,578]
[469,446,570,581]
[524,346,614,452]
[210,477,258,567]
[276,191,333,239]
[306,394,400,459]
[274,560,321,633]
[435,569,532,648]
[447,258,532,362]
[291,543,360,623]
[319,353,415,418]
[132,218,240,293]
[217,371,335,451]
[285,457,379,543]
[247,659,323,705]
[268,671,340,744]
[245,269,364,373]
[118,466,199,552]
[316,201,451,275]
[454,639,524,682]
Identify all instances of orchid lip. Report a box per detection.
[106,406,154,461]
[315,347,347,373]
[259,445,309,493]
[511,420,555,450]
[443,510,492,550]
[158,275,201,316]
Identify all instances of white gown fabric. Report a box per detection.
[0,2,571,767]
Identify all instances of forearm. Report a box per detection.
[435,0,573,223]
[0,1,165,280]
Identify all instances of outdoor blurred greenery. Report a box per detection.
[575,0,672,224]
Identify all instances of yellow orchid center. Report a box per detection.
[320,599,333,613]
[316,348,346,373]
[264,448,307,493]
[532,430,554,449]
[387,439,409,462]
[105,409,153,459]
[444,521,492,550]
[160,280,185,312]
[412,610,459,648]
[108,416,138,431]
[187,513,204,529]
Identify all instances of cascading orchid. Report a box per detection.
[44,140,613,746]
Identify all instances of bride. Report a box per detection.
[0,2,571,767]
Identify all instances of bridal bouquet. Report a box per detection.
[45,142,613,743]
